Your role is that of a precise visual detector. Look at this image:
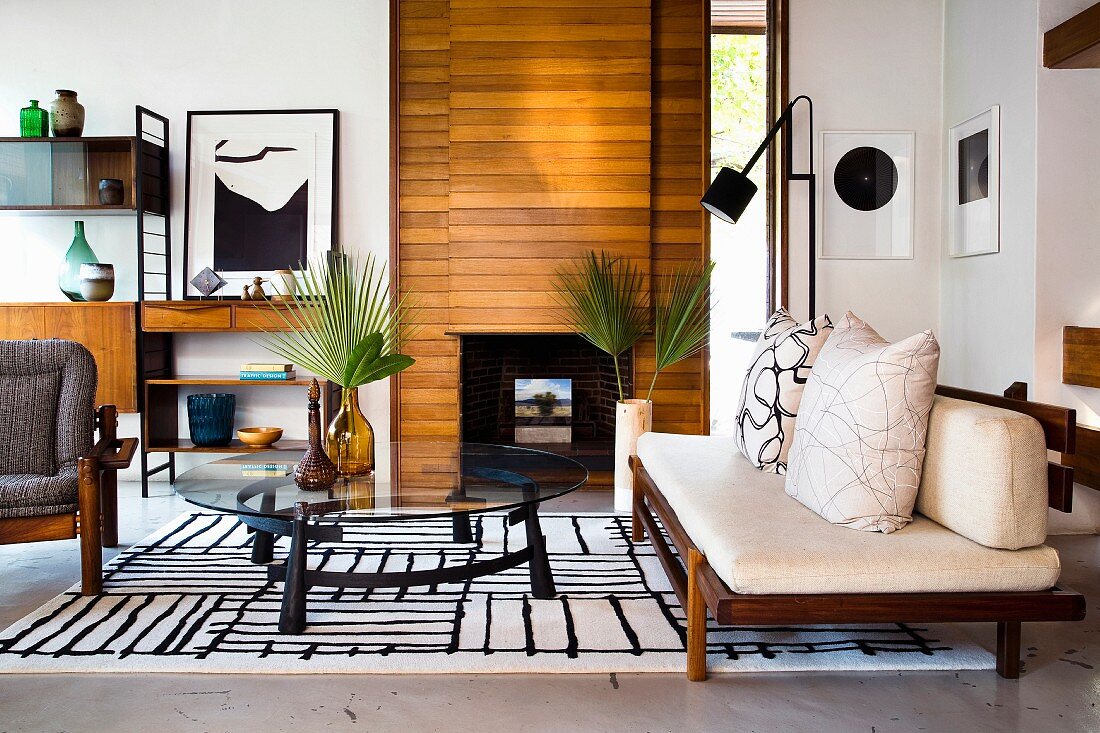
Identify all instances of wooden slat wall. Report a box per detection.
[394,0,708,446]
[447,0,653,330]
[638,0,709,433]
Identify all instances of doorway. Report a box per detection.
[708,3,771,435]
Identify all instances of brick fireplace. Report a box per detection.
[460,335,631,444]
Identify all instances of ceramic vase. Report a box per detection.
[187,393,235,447]
[49,90,85,137]
[98,178,124,205]
[271,269,297,300]
[614,399,652,513]
[19,100,48,137]
[58,221,99,302]
[326,387,375,476]
[295,379,339,491]
[78,263,114,302]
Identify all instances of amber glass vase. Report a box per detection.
[326,387,375,475]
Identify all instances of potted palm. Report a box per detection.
[554,251,713,511]
[256,254,415,476]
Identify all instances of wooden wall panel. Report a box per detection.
[447,0,653,331]
[396,0,460,442]
[638,0,709,434]
[394,0,708,445]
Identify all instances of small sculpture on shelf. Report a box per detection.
[190,267,227,298]
[294,379,338,491]
[241,276,268,301]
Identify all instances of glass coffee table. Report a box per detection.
[173,442,588,633]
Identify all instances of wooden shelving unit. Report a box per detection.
[145,438,310,454]
[143,375,336,459]
[0,136,144,212]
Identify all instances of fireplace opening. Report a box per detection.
[460,335,631,461]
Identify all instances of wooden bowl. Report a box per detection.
[237,427,283,447]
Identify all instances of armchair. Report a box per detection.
[0,339,137,595]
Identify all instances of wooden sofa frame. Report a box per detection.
[0,405,137,595]
[630,385,1087,681]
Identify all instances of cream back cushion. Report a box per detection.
[785,312,940,533]
[917,395,1048,549]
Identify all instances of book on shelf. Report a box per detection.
[240,363,294,372]
[239,370,297,381]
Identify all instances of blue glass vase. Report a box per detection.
[58,221,99,302]
[187,393,236,447]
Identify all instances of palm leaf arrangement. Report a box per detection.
[254,254,416,389]
[553,251,649,401]
[553,250,714,402]
[648,260,715,400]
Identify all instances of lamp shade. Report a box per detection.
[701,166,758,224]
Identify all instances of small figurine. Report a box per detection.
[249,276,267,300]
[240,276,268,301]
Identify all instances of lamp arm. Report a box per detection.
[741,95,814,177]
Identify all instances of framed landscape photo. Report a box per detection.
[183,109,339,298]
[820,131,914,260]
[514,378,573,444]
[948,105,999,257]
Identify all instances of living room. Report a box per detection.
[1,0,1098,730]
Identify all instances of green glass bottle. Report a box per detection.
[19,100,48,137]
[58,221,99,302]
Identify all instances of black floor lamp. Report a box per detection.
[701,95,816,318]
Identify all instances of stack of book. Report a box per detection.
[239,363,296,381]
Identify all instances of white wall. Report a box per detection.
[1033,0,1100,424]
[0,0,391,479]
[787,0,943,341]
[939,0,1039,392]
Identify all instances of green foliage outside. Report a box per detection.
[711,34,767,187]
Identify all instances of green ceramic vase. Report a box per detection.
[58,221,99,302]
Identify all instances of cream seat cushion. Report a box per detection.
[636,432,1060,595]
[917,395,1049,549]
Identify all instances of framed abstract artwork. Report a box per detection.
[183,109,339,298]
[948,105,999,257]
[819,131,914,260]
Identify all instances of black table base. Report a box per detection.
[240,501,556,634]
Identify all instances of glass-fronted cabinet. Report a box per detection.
[0,137,136,210]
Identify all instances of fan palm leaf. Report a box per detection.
[552,251,649,401]
[648,261,715,400]
[251,254,417,389]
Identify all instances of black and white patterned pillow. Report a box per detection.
[734,309,833,473]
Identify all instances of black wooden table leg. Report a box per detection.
[452,513,473,543]
[525,504,555,598]
[251,530,275,564]
[278,502,310,634]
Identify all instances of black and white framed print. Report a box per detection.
[820,131,914,259]
[183,109,339,298]
[948,106,999,257]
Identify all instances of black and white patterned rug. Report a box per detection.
[0,512,993,674]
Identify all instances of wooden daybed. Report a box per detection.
[630,385,1086,681]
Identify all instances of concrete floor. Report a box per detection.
[0,484,1097,733]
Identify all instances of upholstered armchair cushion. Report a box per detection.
[0,369,61,475]
[0,468,80,518]
[0,340,97,517]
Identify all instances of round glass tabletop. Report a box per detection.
[172,442,589,522]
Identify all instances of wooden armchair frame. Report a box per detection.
[0,405,137,595]
[630,385,1087,681]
